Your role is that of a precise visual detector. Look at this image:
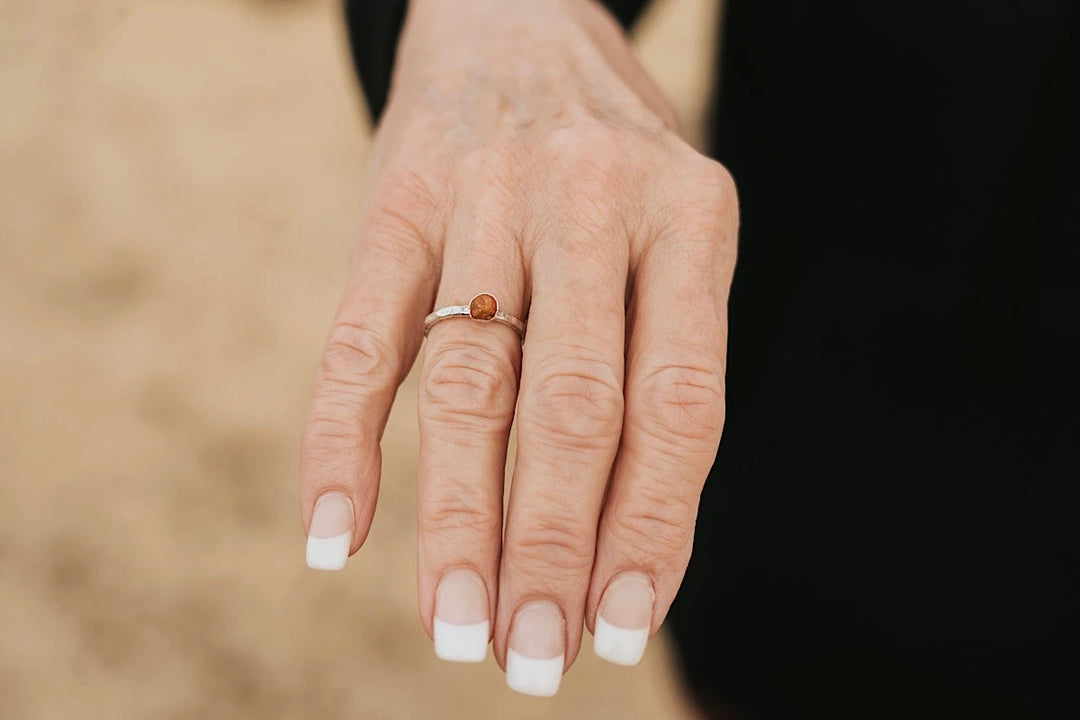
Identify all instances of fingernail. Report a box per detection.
[434,568,490,662]
[305,492,353,571]
[593,572,654,666]
[506,600,565,697]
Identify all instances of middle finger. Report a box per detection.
[496,220,628,696]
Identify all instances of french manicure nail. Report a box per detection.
[506,600,565,697]
[305,491,353,571]
[434,568,490,662]
[593,572,654,666]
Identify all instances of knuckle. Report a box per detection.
[634,362,725,444]
[363,167,444,263]
[305,322,397,457]
[509,513,595,577]
[421,483,501,538]
[466,143,528,201]
[611,490,696,563]
[300,409,367,470]
[688,157,739,227]
[540,121,662,245]
[696,157,737,198]
[368,166,441,223]
[302,406,359,449]
[653,154,738,249]
[420,342,518,429]
[304,326,402,469]
[519,362,624,451]
[551,118,621,160]
[550,122,630,191]
[321,321,400,391]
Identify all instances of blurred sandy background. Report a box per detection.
[0,1,717,717]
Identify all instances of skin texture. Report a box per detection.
[299,0,738,678]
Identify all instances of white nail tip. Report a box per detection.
[593,616,649,666]
[305,532,350,571]
[506,650,564,697]
[433,619,489,662]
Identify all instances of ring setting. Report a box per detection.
[424,293,526,341]
[468,293,499,321]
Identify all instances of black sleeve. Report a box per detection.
[344,0,654,123]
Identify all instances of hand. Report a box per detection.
[299,0,737,696]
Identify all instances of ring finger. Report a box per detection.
[417,194,526,663]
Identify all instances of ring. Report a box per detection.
[423,293,526,342]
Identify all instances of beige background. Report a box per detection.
[0,1,718,717]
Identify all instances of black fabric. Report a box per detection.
[343,1,1080,717]
[344,0,407,122]
[674,2,1080,717]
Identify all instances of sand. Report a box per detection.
[0,1,717,717]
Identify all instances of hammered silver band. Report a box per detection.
[423,293,526,342]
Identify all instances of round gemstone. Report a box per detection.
[468,293,498,321]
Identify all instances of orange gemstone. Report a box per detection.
[468,293,498,321]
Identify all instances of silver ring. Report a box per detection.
[423,293,526,342]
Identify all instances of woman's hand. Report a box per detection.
[299,0,737,696]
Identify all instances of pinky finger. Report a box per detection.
[588,193,736,664]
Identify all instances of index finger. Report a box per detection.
[300,208,438,570]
